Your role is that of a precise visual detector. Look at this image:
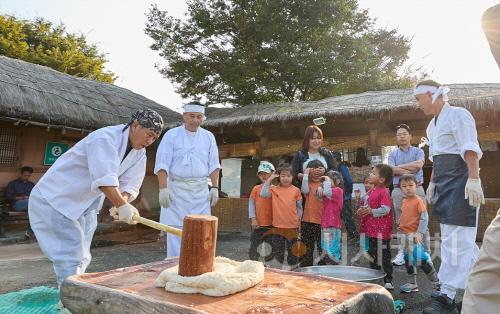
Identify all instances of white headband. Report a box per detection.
[183,104,205,114]
[413,85,450,104]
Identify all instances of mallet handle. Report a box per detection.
[132,214,182,237]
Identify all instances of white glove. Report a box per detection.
[426,182,435,204]
[465,178,485,208]
[109,203,139,224]
[159,188,172,208]
[208,187,219,207]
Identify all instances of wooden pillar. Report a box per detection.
[368,129,381,155]
[254,127,267,158]
[178,215,218,277]
[258,136,268,158]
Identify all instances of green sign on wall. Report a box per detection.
[44,141,68,165]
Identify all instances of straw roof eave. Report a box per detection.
[0,56,183,131]
[203,84,500,128]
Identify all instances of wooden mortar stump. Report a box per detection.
[178,215,218,277]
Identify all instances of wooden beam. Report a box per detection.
[217,128,500,158]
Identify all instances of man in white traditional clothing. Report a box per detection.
[28,109,164,287]
[155,101,221,257]
[414,80,484,314]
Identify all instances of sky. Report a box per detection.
[1,0,499,112]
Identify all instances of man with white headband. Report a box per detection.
[155,101,221,257]
[461,5,500,313]
[414,80,484,314]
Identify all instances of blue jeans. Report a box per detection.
[14,199,29,212]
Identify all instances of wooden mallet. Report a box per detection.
[132,214,182,237]
[132,214,218,277]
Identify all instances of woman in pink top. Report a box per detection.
[318,170,344,265]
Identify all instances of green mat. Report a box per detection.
[0,286,60,314]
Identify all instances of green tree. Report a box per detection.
[0,15,115,83]
[146,0,421,106]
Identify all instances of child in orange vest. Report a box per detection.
[261,163,303,267]
[300,159,326,266]
[248,161,275,261]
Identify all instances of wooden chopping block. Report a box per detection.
[60,258,395,314]
[178,215,218,277]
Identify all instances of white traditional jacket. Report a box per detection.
[426,103,482,162]
[35,124,146,220]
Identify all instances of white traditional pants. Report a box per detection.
[438,223,480,300]
[166,225,182,257]
[462,208,500,314]
[28,187,98,287]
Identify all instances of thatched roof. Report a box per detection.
[204,83,500,127]
[0,56,181,131]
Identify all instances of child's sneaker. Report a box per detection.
[392,250,405,266]
[384,281,394,290]
[400,282,419,293]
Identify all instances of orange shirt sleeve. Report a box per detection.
[417,197,427,213]
[296,188,302,201]
[250,185,258,201]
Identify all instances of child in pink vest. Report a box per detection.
[318,170,344,265]
[358,164,394,290]
[352,176,374,263]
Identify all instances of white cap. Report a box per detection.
[257,161,275,174]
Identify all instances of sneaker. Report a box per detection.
[400,282,419,293]
[431,281,441,294]
[392,251,405,266]
[423,294,459,314]
[384,281,394,290]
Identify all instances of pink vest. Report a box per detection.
[321,187,344,228]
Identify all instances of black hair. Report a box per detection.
[326,170,343,188]
[399,174,418,185]
[395,123,411,134]
[332,151,342,163]
[21,166,33,174]
[306,159,324,169]
[374,164,393,187]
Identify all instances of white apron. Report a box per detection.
[160,175,210,257]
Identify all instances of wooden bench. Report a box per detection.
[0,188,29,237]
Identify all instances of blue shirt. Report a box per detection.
[388,146,425,185]
[338,163,353,200]
[5,178,35,206]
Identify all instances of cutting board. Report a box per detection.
[61,258,393,313]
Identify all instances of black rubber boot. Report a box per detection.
[423,294,459,314]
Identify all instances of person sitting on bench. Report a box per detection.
[5,166,35,238]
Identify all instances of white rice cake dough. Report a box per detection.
[155,256,265,297]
